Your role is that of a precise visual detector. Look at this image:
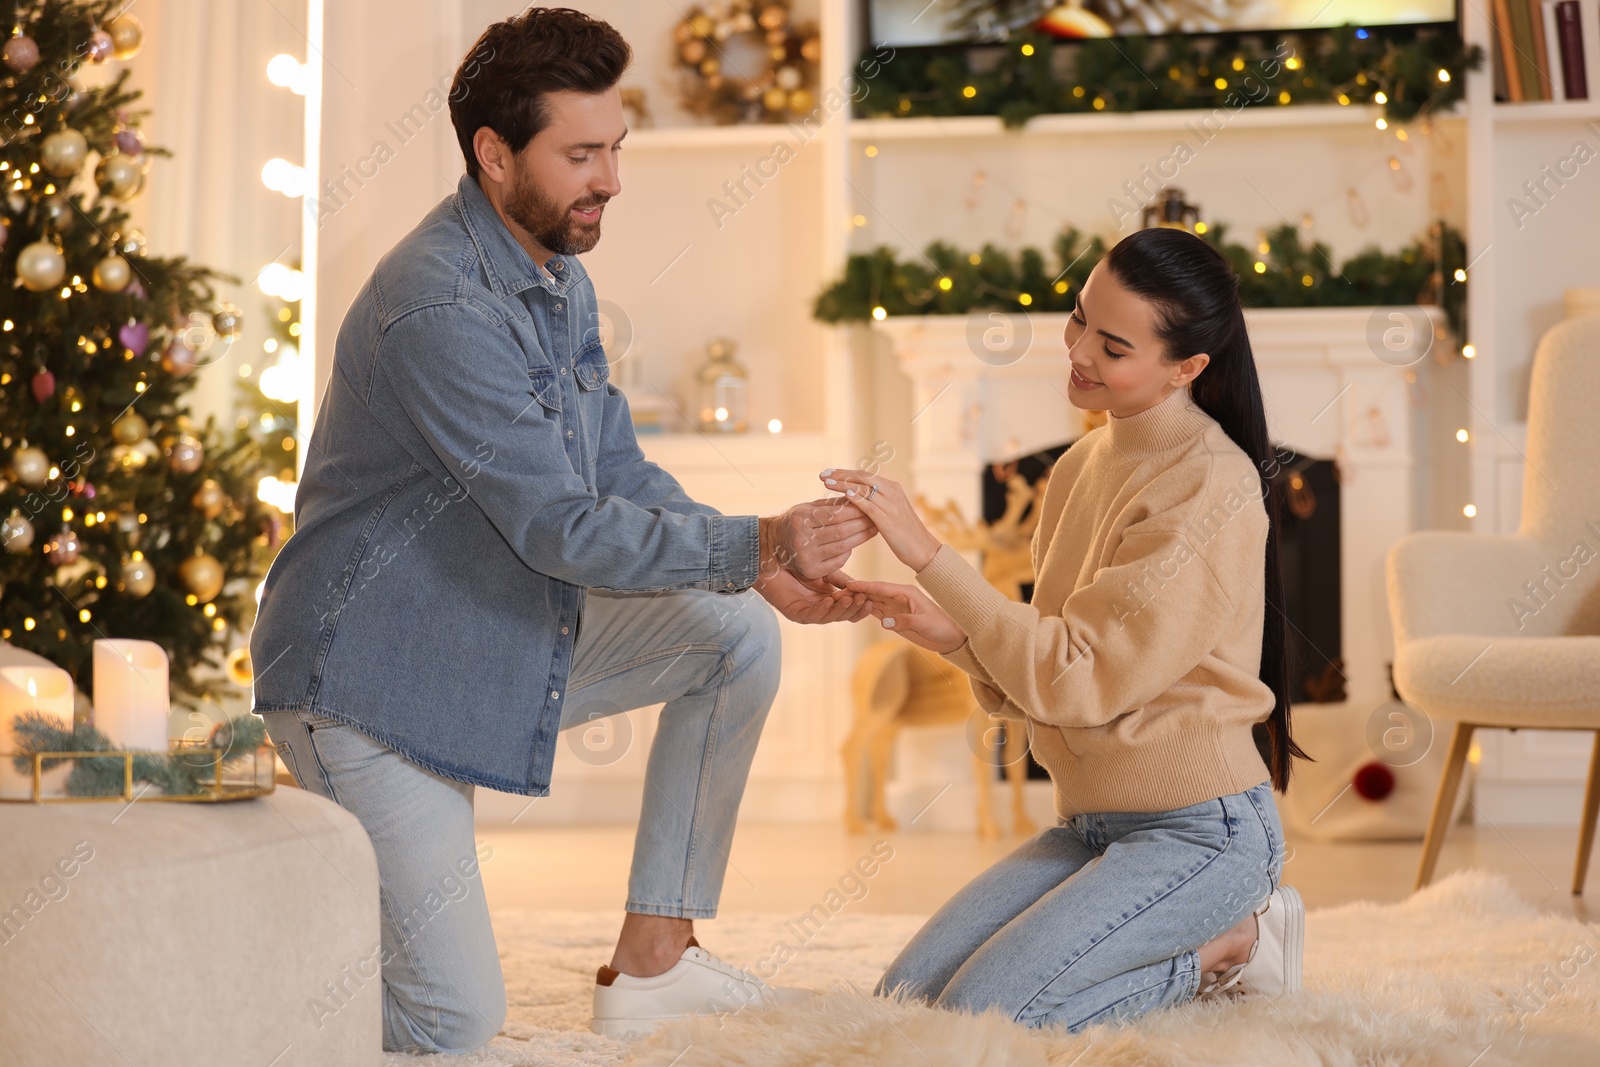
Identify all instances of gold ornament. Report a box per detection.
[674,0,817,125]
[179,552,225,603]
[96,155,142,200]
[119,556,156,598]
[225,647,253,687]
[191,478,226,519]
[112,410,148,445]
[17,241,66,292]
[40,128,89,177]
[10,445,50,488]
[2,509,35,554]
[92,254,131,292]
[107,14,144,60]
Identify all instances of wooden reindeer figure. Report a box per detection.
[841,467,1051,838]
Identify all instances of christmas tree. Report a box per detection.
[0,0,279,703]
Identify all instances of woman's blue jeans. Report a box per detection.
[875,780,1287,1033]
[259,585,780,1054]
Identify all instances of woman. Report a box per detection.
[824,226,1311,1033]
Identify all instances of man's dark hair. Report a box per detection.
[448,8,632,181]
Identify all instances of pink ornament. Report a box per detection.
[114,128,143,157]
[118,320,149,356]
[126,277,146,300]
[31,368,55,402]
[162,342,199,378]
[2,35,39,73]
[86,29,114,62]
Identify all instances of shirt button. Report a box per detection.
[567,429,575,438]
[560,368,567,375]
[552,261,563,270]
[561,626,569,634]
[551,690,560,700]
[554,302,563,311]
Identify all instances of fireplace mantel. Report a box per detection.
[876,304,1447,716]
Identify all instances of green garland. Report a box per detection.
[8,709,268,797]
[814,220,1465,341]
[857,25,1482,127]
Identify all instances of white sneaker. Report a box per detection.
[590,937,812,1039]
[1196,885,1304,999]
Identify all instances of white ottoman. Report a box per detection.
[0,785,380,1067]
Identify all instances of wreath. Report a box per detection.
[673,0,820,125]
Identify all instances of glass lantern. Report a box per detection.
[695,337,748,433]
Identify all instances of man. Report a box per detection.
[250,8,875,1054]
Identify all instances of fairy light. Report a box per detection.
[871,306,887,321]
[1456,428,1469,442]
[962,85,976,98]
[1020,43,1034,56]
[1463,503,1477,518]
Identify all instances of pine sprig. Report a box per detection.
[814,220,1466,340]
[856,24,1482,126]
[8,709,268,798]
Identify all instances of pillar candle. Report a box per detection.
[92,639,170,751]
[0,665,75,798]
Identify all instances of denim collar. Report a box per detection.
[455,171,576,299]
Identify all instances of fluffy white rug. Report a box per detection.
[382,869,1600,1067]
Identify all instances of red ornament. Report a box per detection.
[1352,761,1396,801]
[31,368,55,402]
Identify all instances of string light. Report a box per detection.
[1463,503,1477,518]
[1456,428,1469,442]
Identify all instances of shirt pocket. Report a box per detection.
[573,336,610,393]
[527,366,562,413]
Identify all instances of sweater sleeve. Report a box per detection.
[914,506,1261,730]
[941,640,1029,722]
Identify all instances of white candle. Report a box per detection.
[0,665,75,798]
[92,639,170,751]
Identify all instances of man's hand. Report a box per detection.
[759,497,877,582]
[754,567,872,625]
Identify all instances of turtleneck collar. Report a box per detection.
[1103,385,1215,458]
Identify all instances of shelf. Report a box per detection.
[1492,100,1600,124]
[622,123,806,150]
[848,102,1437,141]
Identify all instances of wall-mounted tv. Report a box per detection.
[868,1,1459,48]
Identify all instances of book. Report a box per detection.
[1582,1,1600,99]
[1494,0,1527,100]
[1492,18,1512,101]
[1508,0,1544,99]
[1555,1,1587,99]
[1529,0,1554,99]
[1542,1,1566,100]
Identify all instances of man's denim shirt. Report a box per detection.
[250,172,761,796]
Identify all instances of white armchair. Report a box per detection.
[1386,315,1600,894]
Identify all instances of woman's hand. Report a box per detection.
[845,579,967,655]
[817,469,943,573]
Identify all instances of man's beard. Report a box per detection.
[504,168,607,257]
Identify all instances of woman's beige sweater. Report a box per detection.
[914,384,1275,817]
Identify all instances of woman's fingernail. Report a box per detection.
[883,618,896,628]
[825,479,837,486]
[820,468,835,476]
[846,489,855,496]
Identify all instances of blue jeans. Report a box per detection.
[875,780,1286,1033]
[260,585,780,1054]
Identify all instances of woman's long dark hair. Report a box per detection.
[1104,227,1311,794]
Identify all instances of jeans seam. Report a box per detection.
[681,646,733,911]
[1016,798,1237,1023]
